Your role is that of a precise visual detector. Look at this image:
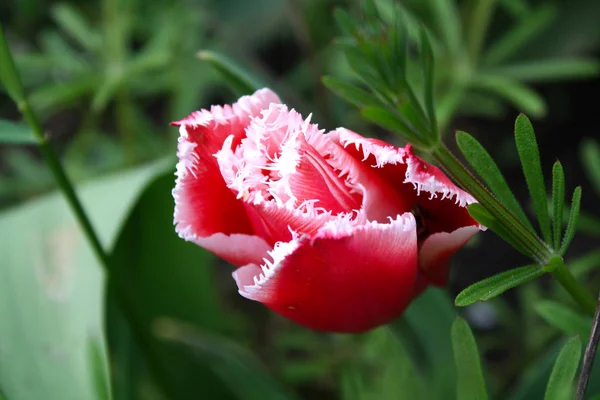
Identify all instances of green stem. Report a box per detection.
[432,144,552,263]
[20,100,111,270]
[432,144,596,316]
[552,261,597,316]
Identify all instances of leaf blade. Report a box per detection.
[560,186,582,255]
[197,50,263,97]
[552,161,565,250]
[0,119,37,144]
[514,114,552,243]
[451,317,488,400]
[544,336,581,400]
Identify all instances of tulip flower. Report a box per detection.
[172,88,481,332]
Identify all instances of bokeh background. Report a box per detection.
[1,0,600,399]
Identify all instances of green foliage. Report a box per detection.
[544,336,581,400]
[197,50,264,97]
[551,162,565,250]
[514,114,552,243]
[451,317,487,400]
[456,264,543,306]
[0,119,36,144]
[535,301,592,340]
[0,160,166,399]
[560,187,582,256]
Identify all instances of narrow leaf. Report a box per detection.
[581,138,600,197]
[51,3,101,51]
[468,203,536,259]
[428,0,462,57]
[570,250,600,279]
[333,8,360,37]
[420,27,438,141]
[498,0,530,19]
[544,336,581,400]
[455,264,543,306]
[0,24,26,102]
[472,75,546,117]
[515,114,552,243]
[197,50,263,97]
[360,106,424,147]
[535,301,592,340]
[552,161,565,250]
[560,186,582,255]
[322,76,379,108]
[485,59,600,83]
[484,5,556,65]
[451,317,488,400]
[456,130,533,230]
[0,119,36,144]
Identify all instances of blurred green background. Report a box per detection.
[1,0,600,399]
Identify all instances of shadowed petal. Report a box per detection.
[232,213,418,333]
[418,225,480,287]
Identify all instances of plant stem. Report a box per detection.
[576,291,600,400]
[551,262,597,316]
[20,102,111,270]
[432,144,597,316]
[432,144,551,262]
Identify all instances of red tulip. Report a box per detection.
[172,88,481,333]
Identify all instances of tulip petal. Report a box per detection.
[418,225,481,287]
[172,89,280,240]
[191,232,272,267]
[331,128,479,234]
[233,213,418,333]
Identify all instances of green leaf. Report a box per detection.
[451,317,488,400]
[155,319,297,400]
[0,119,37,144]
[456,130,533,231]
[544,336,581,400]
[498,0,530,19]
[322,76,379,108]
[0,160,167,399]
[570,250,600,279]
[515,114,552,243]
[552,161,565,250]
[484,5,556,65]
[581,138,600,197]
[360,106,424,146]
[333,8,360,37]
[455,264,543,306]
[485,59,600,82]
[535,300,592,340]
[51,3,101,52]
[107,172,254,399]
[427,0,463,57]
[419,27,438,141]
[340,327,426,400]
[560,186,582,255]
[0,24,26,102]
[197,50,263,97]
[472,75,547,117]
[467,203,536,259]
[403,288,457,399]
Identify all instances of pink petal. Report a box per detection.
[191,232,272,267]
[331,128,479,234]
[172,89,280,240]
[417,225,480,287]
[232,214,418,333]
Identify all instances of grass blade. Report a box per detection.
[552,161,565,250]
[472,75,546,117]
[560,186,582,256]
[452,317,488,400]
[544,336,581,400]
[485,59,600,82]
[515,114,552,244]
[420,27,438,141]
[455,264,543,306]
